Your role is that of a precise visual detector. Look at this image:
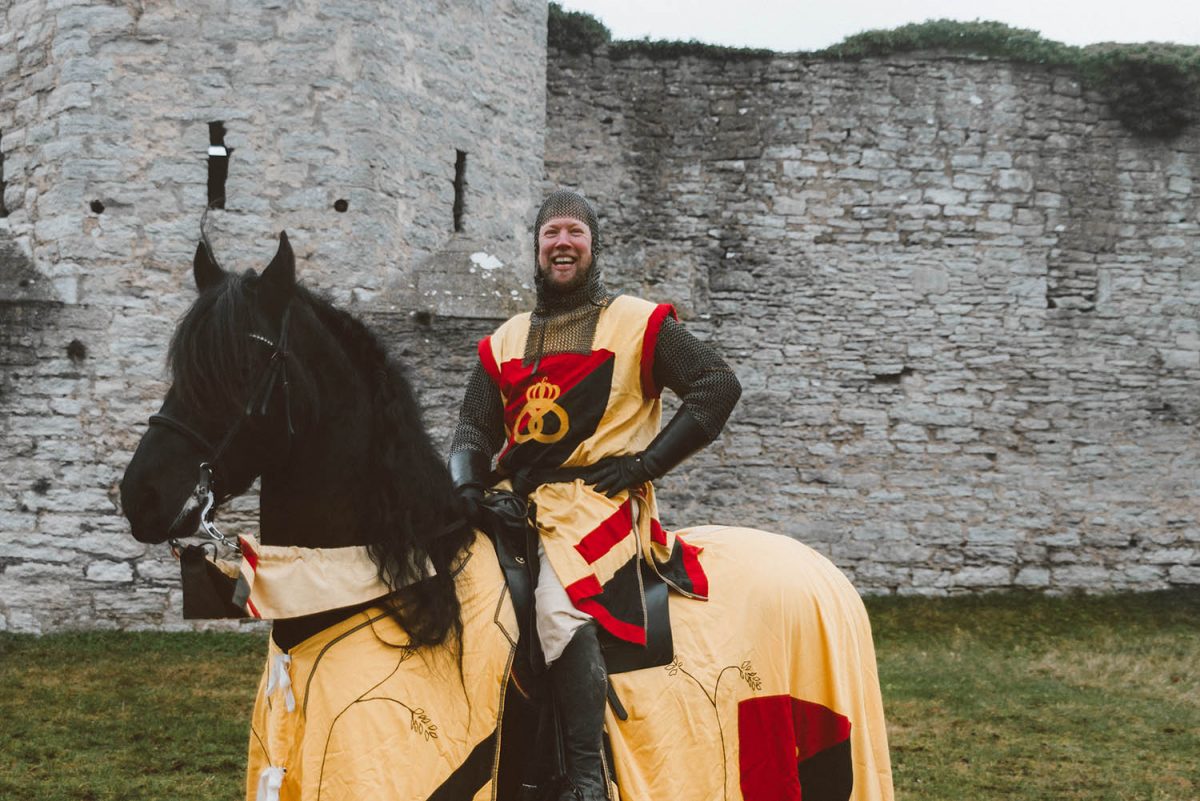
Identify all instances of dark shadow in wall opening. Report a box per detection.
[871,366,913,385]
[1,131,8,218]
[453,149,467,232]
[208,122,231,210]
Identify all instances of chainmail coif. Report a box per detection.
[526,190,615,366]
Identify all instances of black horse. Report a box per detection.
[122,232,471,651]
[121,233,894,801]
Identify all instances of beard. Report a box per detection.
[538,261,591,295]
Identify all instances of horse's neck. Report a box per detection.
[257,422,381,650]
[256,410,461,548]
[256,419,370,548]
[259,473,353,548]
[252,340,462,649]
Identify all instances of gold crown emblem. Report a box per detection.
[526,377,561,402]
[513,377,570,445]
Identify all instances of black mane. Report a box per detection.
[169,271,301,428]
[168,271,471,646]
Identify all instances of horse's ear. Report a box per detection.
[193,240,223,291]
[260,231,295,315]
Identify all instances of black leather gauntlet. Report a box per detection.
[582,407,713,498]
[448,449,492,524]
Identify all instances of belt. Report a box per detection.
[508,465,593,497]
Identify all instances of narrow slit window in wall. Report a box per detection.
[0,131,8,217]
[453,150,467,232]
[208,122,230,209]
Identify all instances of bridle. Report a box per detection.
[146,300,467,560]
[149,306,296,553]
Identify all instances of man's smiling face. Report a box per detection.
[537,215,594,293]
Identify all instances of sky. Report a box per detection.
[556,0,1200,52]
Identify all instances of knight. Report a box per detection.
[448,189,741,800]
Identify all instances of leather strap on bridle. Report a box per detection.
[148,306,295,552]
[147,412,215,455]
[150,307,295,479]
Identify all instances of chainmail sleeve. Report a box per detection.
[449,361,506,457]
[652,316,742,440]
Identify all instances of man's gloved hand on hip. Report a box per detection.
[580,408,712,498]
[581,454,656,498]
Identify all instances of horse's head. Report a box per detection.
[122,229,475,645]
[121,232,310,543]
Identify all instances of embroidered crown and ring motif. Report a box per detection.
[513,377,571,444]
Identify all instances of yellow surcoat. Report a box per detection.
[478,295,708,644]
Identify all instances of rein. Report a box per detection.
[149,306,295,553]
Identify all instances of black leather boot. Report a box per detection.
[550,622,611,801]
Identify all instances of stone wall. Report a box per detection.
[3,11,1199,632]
[0,0,546,633]
[544,46,1200,594]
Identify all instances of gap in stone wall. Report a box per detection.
[207,122,230,210]
[1,130,8,217]
[66,339,87,362]
[453,149,467,232]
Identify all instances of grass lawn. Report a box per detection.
[1,590,1197,800]
[870,590,1200,801]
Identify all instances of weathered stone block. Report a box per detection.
[891,423,927,442]
[996,169,1034,192]
[1014,566,1050,587]
[1167,565,1200,584]
[891,403,973,427]
[952,566,1011,587]
[85,560,134,582]
[966,526,1023,545]
[1160,349,1200,369]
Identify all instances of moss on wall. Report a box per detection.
[547,8,1200,137]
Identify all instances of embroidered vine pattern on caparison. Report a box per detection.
[411,708,439,740]
[663,656,762,801]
